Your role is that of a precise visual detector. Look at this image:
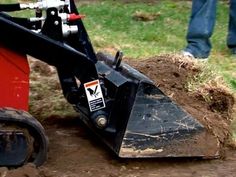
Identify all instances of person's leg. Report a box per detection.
[227,0,236,54]
[184,0,218,58]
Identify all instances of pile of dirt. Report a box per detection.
[3,54,235,177]
[126,54,235,147]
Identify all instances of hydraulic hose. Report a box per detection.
[0,12,36,29]
[0,4,21,12]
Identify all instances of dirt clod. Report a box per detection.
[6,163,40,177]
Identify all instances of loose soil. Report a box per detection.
[1,54,236,177]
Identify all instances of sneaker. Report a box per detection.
[180,50,208,61]
[181,50,194,58]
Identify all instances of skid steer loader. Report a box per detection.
[0,0,219,167]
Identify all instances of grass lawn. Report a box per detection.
[77,0,236,91]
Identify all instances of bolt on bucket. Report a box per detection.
[79,52,220,159]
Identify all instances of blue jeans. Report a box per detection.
[184,0,236,58]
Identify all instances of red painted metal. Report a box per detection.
[0,45,29,111]
[68,13,85,21]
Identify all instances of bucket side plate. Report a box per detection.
[119,83,220,158]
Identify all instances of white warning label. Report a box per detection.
[84,80,105,112]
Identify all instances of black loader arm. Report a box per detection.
[0,0,101,106]
[0,0,112,132]
[0,1,98,84]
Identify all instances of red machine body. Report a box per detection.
[0,45,29,111]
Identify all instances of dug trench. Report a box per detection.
[1,54,235,177]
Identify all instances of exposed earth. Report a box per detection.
[1,54,236,177]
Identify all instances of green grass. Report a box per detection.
[79,0,191,57]
[77,0,236,91]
